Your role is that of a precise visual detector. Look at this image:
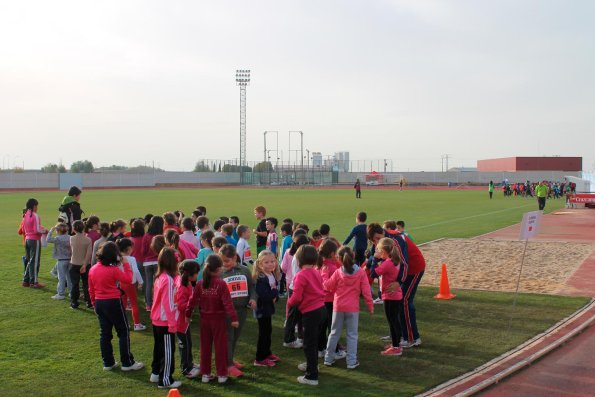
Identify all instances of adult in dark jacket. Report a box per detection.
[58,186,84,234]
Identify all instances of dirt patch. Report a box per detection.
[419,238,595,294]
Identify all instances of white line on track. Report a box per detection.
[410,203,535,231]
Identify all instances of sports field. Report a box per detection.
[0,188,587,397]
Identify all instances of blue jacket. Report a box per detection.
[254,274,278,318]
[344,224,368,252]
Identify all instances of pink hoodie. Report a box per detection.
[287,267,325,314]
[375,258,403,301]
[178,239,198,260]
[23,210,44,240]
[324,266,373,313]
[151,273,179,333]
[280,249,294,286]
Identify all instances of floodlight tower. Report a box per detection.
[236,69,250,184]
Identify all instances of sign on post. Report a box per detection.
[519,210,542,241]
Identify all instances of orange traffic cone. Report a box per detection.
[167,389,182,397]
[434,263,456,300]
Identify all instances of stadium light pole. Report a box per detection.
[236,69,250,184]
[289,131,304,184]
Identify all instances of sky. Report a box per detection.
[0,0,594,172]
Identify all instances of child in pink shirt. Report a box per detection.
[373,238,404,356]
[287,245,325,386]
[323,246,373,368]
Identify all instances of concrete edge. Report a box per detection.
[417,298,595,397]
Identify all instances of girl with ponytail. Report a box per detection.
[373,238,404,356]
[174,260,200,379]
[322,245,374,369]
[22,198,48,288]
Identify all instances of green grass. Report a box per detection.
[0,188,585,397]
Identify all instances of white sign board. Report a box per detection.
[519,211,542,241]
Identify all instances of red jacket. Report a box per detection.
[164,225,182,234]
[131,236,145,263]
[88,261,133,306]
[141,233,160,263]
[178,239,198,261]
[175,277,193,333]
[403,235,426,275]
[287,267,325,314]
[151,273,179,333]
[319,258,339,303]
[186,277,238,321]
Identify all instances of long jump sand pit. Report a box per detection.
[419,238,595,294]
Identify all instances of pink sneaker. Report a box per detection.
[267,354,281,363]
[233,360,244,369]
[228,365,244,377]
[253,359,276,367]
[381,346,403,356]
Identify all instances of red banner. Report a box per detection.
[570,194,595,204]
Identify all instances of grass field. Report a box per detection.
[0,188,587,397]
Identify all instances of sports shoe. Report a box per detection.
[253,359,276,367]
[283,340,303,349]
[146,306,151,312]
[218,376,228,384]
[297,376,318,386]
[70,304,79,309]
[318,349,326,358]
[381,346,403,356]
[158,380,182,389]
[121,362,144,371]
[22,282,30,288]
[267,354,281,363]
[227,365,243,377]
[186,367,200,378]
[201,374,214,383]
[193,363,200,370]
[233,360,244,369]
[333,350,347,360]
[51,294,65,300]
[103,362,118,371]
[373,297,383,305]
[30,282,46,288]
[149,373,159,383]
[347,361,360,369]
[380,335,391,342]
[297,362,319,372]
[323,360,334,367]
[133,323,147,331]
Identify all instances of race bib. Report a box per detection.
[223,275,249,298]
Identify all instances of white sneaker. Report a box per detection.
[149,373,159,383]
[51,294,65,300]
[103,362,118,371]
[158,380,182,389]
[373,298,384,305]
[380,335,391,342]
[318,349,326,358]
[186,367,200,378]
[347,361,360,370]
[121,362,144,371]
[133,323,147,331]
[334,350,347,360]
[323,360,334,367]
[218,376,228,384]
[202,374,214,383]
[283,340,303,349]
[297,362,319,371]
[297,376,318,386]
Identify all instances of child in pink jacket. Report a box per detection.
[323,246,373,369]
[150,248,181,389]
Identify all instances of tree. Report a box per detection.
[253,161,274,172]
[218,163,222,172]
[193,161,211,172]
[70,160,94,173]
[41,163,67,173]
[222,164,252,173]
[96,165,128,171]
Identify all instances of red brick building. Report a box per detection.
[477,157,582,172]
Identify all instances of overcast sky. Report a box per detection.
[1,0,593,172]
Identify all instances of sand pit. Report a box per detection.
[419,238,595,294]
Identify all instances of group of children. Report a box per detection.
[18,199,426,388]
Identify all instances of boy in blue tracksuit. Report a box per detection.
[343,212,368,265]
